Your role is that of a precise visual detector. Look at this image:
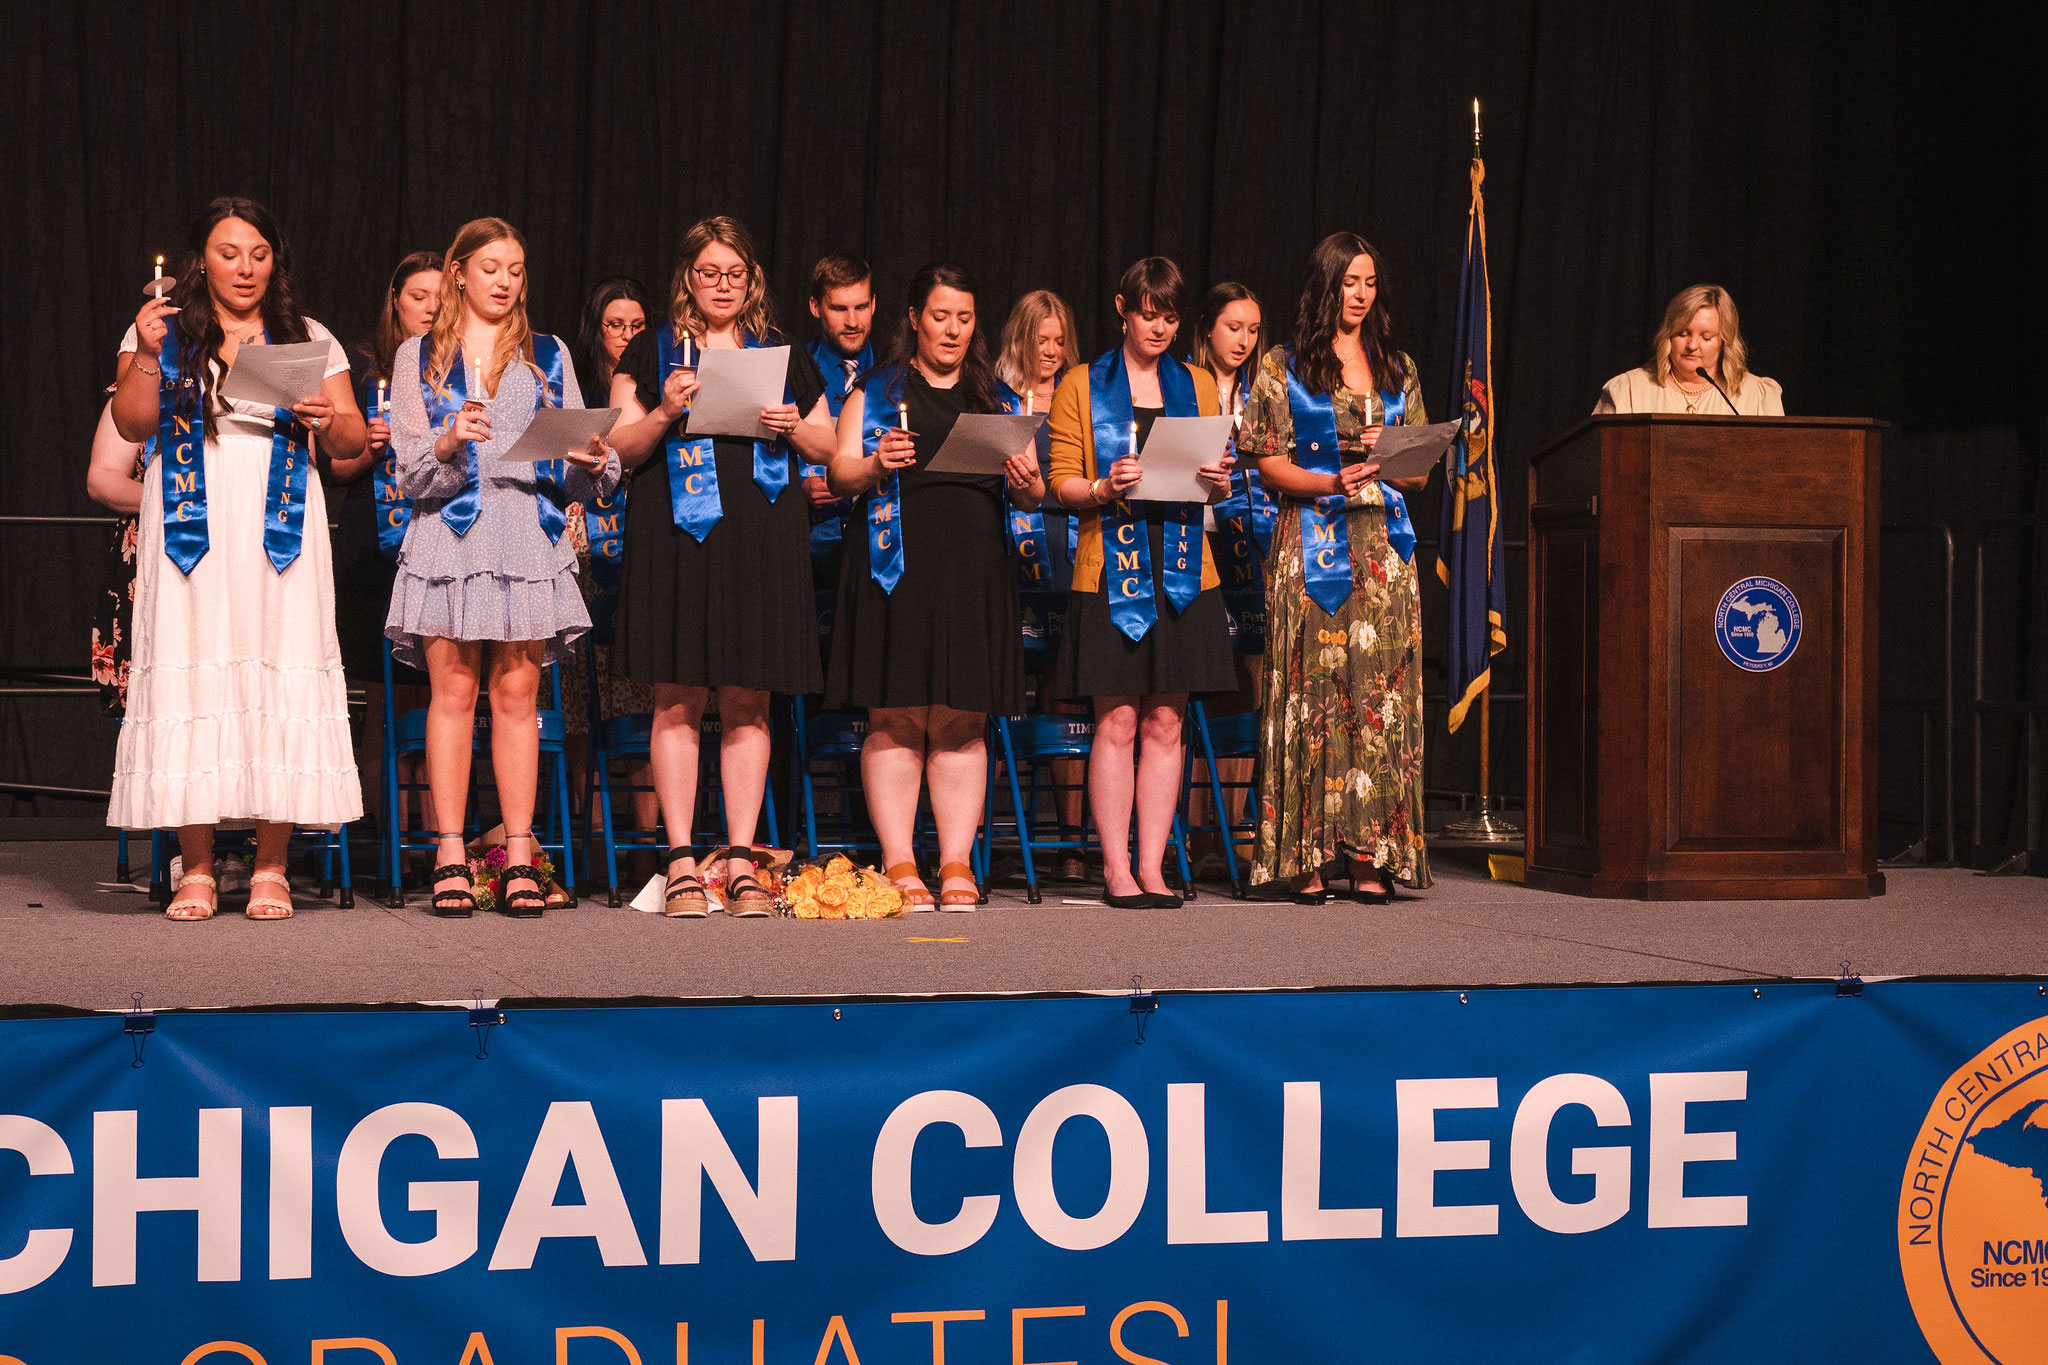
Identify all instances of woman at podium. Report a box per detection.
[1595,283,1784,415]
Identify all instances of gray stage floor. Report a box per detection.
[1,840,2041,1012]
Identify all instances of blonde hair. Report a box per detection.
[425,218,551,402]
[994,289,1080,391]
[1648,283,1750,389]
[667,216,778,347]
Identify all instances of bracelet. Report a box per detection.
[131,360,160,377]
[1092,477,1110,506]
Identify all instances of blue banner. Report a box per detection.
[0,981,2042,1361]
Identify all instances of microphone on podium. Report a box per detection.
[1693,364,1741,416]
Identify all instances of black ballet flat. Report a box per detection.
[499,865,547,918]
[430,863,476,918]
[1145,891,1185,908]
[1102,891,1153,909]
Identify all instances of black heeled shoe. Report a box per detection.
[1350,865,1394,905]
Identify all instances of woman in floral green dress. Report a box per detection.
[1237,232,1432,903]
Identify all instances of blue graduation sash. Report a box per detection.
[996,381,1055,590]
[1285,357,1415,616]
[583,485,624,568]
[803,335,871,559]
[368,375,412,561]
[1088,348,1202,641]
[655,325,793,541]
[857,363,910,593]
[149,318,311,575]
[423,336,569,542]
[1214,367,1275,597]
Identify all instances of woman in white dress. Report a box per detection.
[108,197,366,921]
[1594,283,1784,416]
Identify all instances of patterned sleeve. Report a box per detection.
[1237,347,1293,460]
[391,336,467,500]
[1399,353,1428,425]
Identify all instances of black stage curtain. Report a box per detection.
[2,1,2037,839]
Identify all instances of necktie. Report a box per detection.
[842,357,859,386]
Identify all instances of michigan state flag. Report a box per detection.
[1436,153,1507,733]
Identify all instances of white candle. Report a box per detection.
[682,329,695,367]
[1130,419,1140,455]
[375,378,387,419]
[152,255,164,299]
[897,402,909,431]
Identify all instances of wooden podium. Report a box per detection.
[1524,414,1884,899]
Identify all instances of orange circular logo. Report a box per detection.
[1899,1014,2048,1362]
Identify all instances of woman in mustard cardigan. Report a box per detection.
[1045,257,1236,908]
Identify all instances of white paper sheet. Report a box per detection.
[495,406,620,462]
[1130,414,1235,502]
[1359,419,1462,481]
[217,341,332,410]
[686,345,791,440]
[924,412,1046,475]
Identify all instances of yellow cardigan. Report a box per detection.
[1045,359,1223,593]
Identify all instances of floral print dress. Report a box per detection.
[1236,347,1433,890]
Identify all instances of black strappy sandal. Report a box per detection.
[662,847,710,919]
[723,853,774,918]
[429,835,476,917]
[498,859,547,918]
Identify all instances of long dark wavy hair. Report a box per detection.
[879,263,1000,412]
[364,250,444,383]
[575,275,653,396]
[166,196,310,419]
[1290,232,1405,398]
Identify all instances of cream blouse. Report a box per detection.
[1594,367,1784,416]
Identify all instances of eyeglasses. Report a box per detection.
[601,318,646,335]
[691,266,751,289]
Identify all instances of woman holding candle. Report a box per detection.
[107,196,367,921]
[1187,282,1271,875]
[994,289,1089,875]
[384,217,619,917]
[1238,232,1432,904]
[1045,257,1235,909]
[608,216,824,917]
[821,263,1044,909]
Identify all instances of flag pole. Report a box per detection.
[1443,96,1519,847]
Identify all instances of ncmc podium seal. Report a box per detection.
[1899,1014,2048,1362]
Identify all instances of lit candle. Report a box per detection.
[375,378,388,419]
[152,255,164,299]
[682,328,695,367]
[1130,420,1140,456]
[897,402,909,431]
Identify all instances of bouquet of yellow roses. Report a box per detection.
[782,855,906,920]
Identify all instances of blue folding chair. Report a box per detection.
[1182,699,1261,899]
[585,691,783,906]
[988,713,1191,903]
[790,696,874,861]
[381,638,576,908]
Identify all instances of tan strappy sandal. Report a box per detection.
[885,860,936,910]
[164,871,217,922]
[246,869,296,920]
[937,860,980,911]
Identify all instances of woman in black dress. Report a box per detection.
[1045,257,1236,908]
[608,217,823,916]
[822,264,1044,908]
